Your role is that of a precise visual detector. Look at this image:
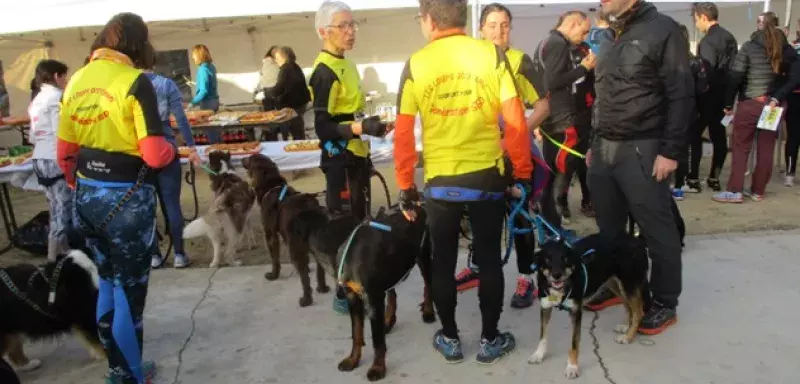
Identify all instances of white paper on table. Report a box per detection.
[756,106,784,131]
[720,114,734,127]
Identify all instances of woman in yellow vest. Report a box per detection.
[310,1,387,314]
[57,13,175,384]
[454,2,550,310]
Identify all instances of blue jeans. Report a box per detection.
[199,98,221,143]
[157,157,185,255]
[74,179,158,384]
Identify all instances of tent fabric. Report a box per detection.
[1,0,756,35]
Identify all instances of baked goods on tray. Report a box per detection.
[177,146,194,158]
[0,157,12,168]
[12,152,33,165]
[171,110,214,127]
[239,108,292,124]
[204,141,262,156]
[283,140,321,152]
[208,111,248,123]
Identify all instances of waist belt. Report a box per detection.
[424,187,505,202]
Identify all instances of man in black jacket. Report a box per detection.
[691,2,738,192]
[586,0,692,335]
[533,11,594,231]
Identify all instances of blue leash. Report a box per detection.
[502,183,571,265]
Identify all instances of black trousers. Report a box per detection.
[511,201,535,275]
[559,125,592,205]
[322,154,371,221]
[697,97,728,179]
[541,129,578,229]
[675,113,702,188]
[428,197,506,340]
[785,93,800,175]
[588,137,683,308]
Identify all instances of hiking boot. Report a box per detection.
[672,188,685,201]
[682,179,702,193]
[638,303,678,335]
[510,276,535,309]
[706,178,721,192]
[580,201,595,217]
[455,266,480,292]
[432,330,464,363]
[105,361,156,384]
[333,289,349,315]
[476,332,516,365]
[584,287,622,311]
[174,253,191,269]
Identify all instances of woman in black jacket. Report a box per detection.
[269,46,311,141]
[715,15,800,203]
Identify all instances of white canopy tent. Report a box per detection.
[0,0,793,124]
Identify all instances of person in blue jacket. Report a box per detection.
[190,44,221,143]
[145,65,202,269]
[586,10,613,54]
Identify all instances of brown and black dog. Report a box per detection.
[528,232,650,379]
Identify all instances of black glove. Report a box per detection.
[361,116,387,137]
[398,186,421,212]
[512,179,533,201]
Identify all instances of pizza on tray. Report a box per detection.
[204,141,262,156]
[239,109,291,124]
[283,140,321,152]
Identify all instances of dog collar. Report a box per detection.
[278,184,288,202]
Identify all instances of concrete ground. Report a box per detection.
[15,230,800,384]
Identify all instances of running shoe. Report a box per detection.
[432,330,464,363]
[455,266,480,292]
[682,179,702,193]
[672,188,685,201]
[712,191,744,203]
[105,361,156,384]
[785,175,795,187]
[174,253,191,269]
[584,287,623,311]
[509,276,535,309]
[476,332,516,364]
[638,303,678,335]
[706,178,722,192]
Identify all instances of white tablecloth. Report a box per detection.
[0,137,396,192]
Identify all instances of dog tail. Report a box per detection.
[289,209,329,242]
[183,217,212,239]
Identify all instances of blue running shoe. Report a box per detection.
[432,330,464,363]
[476,332,516,364]
[672,188,685,201]
[105,361,156,384]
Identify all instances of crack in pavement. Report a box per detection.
[589,311,618,384]
[171,268,220,384]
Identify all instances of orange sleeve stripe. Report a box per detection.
[501,97,533,180]
[393,113,417,190]
[57,138,79,187]
[138,136,177,169]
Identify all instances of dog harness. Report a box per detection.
[535,249,594,312]
[0,257,69,319]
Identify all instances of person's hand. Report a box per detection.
[361,116,388,137]
[652,155,678,182]
[509,179,532,200]
[398,187,421,222]
[723,108,734,116]
[533,128,543,142]
[187,148,202,166]
[768,99,779,109]
[581,52,597,70]
[585,149,592,167]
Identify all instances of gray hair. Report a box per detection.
[315,1,352,39]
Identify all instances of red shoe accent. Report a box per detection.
[584,296,623,312]
[456,279,479,292]
[455,267,479,292]
[514,277,531,296]
[638,316,678,336]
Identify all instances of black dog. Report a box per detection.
[0,247,104,371]
[528,233,650,379]
[292,204,435,381]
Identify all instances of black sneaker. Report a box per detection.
[706,178,721,192]
[584,286,623,312]
[683,179,702,193]
[638,304,678,335]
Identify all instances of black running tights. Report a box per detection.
[785,93,800,175]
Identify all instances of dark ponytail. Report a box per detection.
[34,59,68,87]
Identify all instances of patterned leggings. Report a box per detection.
[32,159,73,257]
[75,178,158,384]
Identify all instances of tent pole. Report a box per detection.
[763,0,771,12]
[472,0,480,38]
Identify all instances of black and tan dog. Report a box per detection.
[0,248,104,372]
[528,232,650,379]
[292,204,435,381]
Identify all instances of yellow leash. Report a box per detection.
[539,130,586,159]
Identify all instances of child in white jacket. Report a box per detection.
[28,60,72,261]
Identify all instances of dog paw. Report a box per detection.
[16,359,42,372]
[528,347,546,365]
[614,324,630,334]
[366,365,387,381]
[564,363,580,379]
[298,296,313,307]
[317,285,331,294]
[264,271,280,281]
[337,357,360,372]
[615,334,635,344]
[421,311,436,324]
